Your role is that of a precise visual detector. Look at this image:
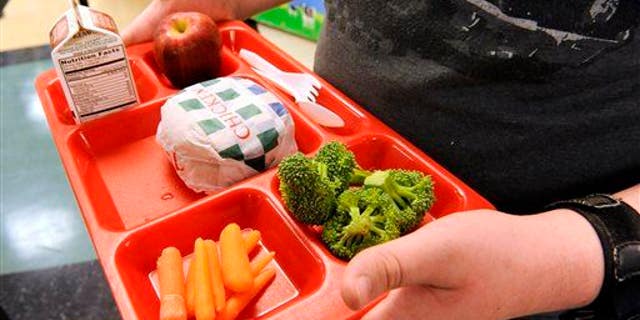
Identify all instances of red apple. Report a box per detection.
[153,12,222,88]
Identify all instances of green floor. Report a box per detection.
[0,59,96,274]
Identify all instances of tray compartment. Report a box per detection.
[114,188,325,320]
[65,93,325,231]
[66,100,202,231]
[137,44,241,93]
[220,27,301,73]
[219,26,367,135]
[43,58,160,125]
[270,134,470,259]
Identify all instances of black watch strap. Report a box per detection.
[547,194,640,320]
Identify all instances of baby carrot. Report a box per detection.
[157,247,187,320]
[250,251,275,276]
[194,238,216,320]
[157,247,186,297]
[220,223,253,293]
[217,268,276,320]
[184,253,197,317]
[204,239,226,312]
[242,230,261,254]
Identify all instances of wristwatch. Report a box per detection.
[547,194,640,320]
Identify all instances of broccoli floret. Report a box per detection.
[321,188,400,260]
[314,141,357,193]
[364,170,435,233]
[277,152,341,225]
[314,141,374,187]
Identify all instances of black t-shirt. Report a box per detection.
[314,0,640,214]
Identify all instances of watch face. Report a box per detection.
[578,194,621,208]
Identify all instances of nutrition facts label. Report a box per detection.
[59,45,137,119]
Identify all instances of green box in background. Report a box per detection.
[253,1,325,41]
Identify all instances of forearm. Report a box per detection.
[509,184,639,317]
[123,0,289,45]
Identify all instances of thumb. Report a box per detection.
[121,0,171,46]
[341,225,461,310]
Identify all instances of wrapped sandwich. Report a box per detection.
[157,77,297,193]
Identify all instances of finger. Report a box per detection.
[341,224,461,310]
[361,287,436,320]
[121,0,170,45]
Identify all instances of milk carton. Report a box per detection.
[49,1,139,122]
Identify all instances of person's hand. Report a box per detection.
[341,209,605,320]
[121,0,237,45]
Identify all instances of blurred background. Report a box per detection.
[0,1,319,319]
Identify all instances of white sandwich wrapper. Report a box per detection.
[157,77,298,193]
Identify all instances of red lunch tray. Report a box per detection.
[34,20,494,320]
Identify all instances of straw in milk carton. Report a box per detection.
[49,0,139,122]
